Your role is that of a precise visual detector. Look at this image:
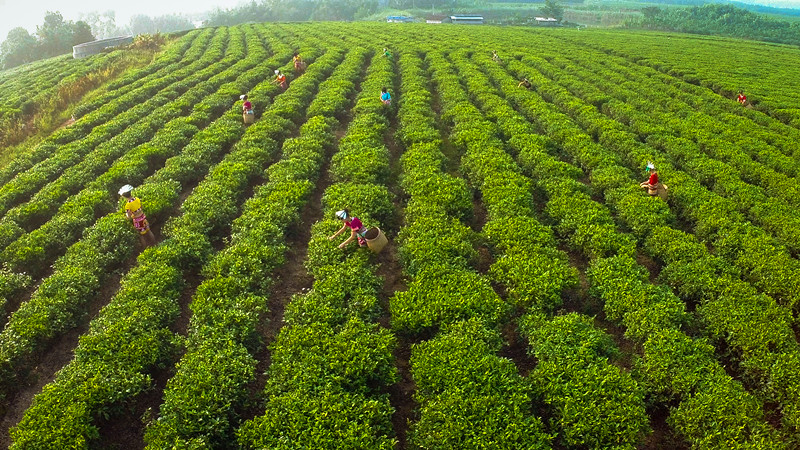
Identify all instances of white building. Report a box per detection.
[450,15,484,24]
[534,17,559,26]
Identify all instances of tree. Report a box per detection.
[82,11,121,39]
[71,21,95,46]
[0,11,96,69]
[37,11,74,57]
[129,15,156,35]
[542,0,564,22]
[1,28,39,69]
[129,14,193,35]
[151,15,194,34]
[641,6,661,19]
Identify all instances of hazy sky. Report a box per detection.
[3,0,800,41]
[0,0,246,40]
[735,0,800,7]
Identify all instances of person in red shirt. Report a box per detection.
[329,209,369,248]
[240,94,252,113]
[640,162,659,196]
[273,69,288,90]
[737,91,747,105]
[240,94,254,124]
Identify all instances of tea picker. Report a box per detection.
[119,184,156,246]
[241,94,254,124]
[737,90,747,105]
[381,87,392,105]
[273,70,287,90]
[293,52,306,74]
[639,162,668,200]
[329,209,368,248]
[328,209,388,253]
[639,162,659,196]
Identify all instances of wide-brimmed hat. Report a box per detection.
[118,184,134,195]
[336,210,348,220]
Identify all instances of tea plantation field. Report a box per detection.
[0,22,799,449]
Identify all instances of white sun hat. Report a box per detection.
[118,184,134,195]
[335,210,348,220]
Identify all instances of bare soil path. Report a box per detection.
[376,103,416,448]
[93,268,201,449]
[0,257,135,449]
[238,160,327,423]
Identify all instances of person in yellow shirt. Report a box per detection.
[293,52,305,74]
[119,184,156,246]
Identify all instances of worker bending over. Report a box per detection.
[737,90,747,105]
[329,209,368,249]
[119,184,156,246]
[273,70,288,90]
[241,94,254,123]
[639,162,660,197]
[381,87,392,105]
[293,52,305,74]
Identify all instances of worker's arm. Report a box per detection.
[338,230,357,249]
[328,224,348,240]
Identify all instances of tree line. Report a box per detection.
[1,12,94,70]
[629,4,800,47]
[1,11,194,70]
[203,0,488,25]
[79,11,195,40]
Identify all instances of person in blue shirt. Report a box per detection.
[381,87,391,105]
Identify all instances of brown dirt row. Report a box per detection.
[238,157,327,424]
[436,52,542,385]
[94,268,202,450]
[0,257,135,449]
[376,92,416,448]
[483,54,696,450]
[238,50,375,427]
[0,138,233,446]
[92,120,305,446]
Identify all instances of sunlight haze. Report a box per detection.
[0,0,246,41]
